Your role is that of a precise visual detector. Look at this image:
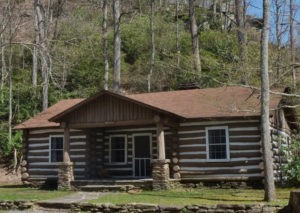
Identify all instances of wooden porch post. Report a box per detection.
[152,115,170,190]
[57,122,74,190]
[157,121,166,160]
[63,124,71,163]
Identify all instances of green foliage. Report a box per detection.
[0,2,297,162]
[283,135,300,184]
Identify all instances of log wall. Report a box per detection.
[26,128,87,181]
[177,119,263,180]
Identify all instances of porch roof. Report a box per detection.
[14,86,282,130]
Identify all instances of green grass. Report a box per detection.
[90,187,293,207]
[0,185,73,201]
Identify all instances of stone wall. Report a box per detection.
[0,200,286,212]
[37,202,282,213]
[0,201,33,211]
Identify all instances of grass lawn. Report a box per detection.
[0,185,73,201]
[90,187,293,207]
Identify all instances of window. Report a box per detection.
[109,135,127,164]
[50,136,64,163]
[206,126,229,161]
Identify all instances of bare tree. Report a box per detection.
[148,0,155,92]
[7,0,13,149]
[103,0,109,90]
[34,0,52,110]
[289,0,296,88]
[176,0,180,68]
[188,0,201,74]
[113,0,121,93]
[235,0,248,84]
[261,0,276,202]
[32,6,39,93]
[273,0,288,79]
[1,4,8,103]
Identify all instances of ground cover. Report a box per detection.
[90,187,293,207]
[0,185,73,201]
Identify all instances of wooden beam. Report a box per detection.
[157,121,166,160]
[63,124,71,163]
[68,119,155,128]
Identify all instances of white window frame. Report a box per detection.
[109,134,127,165]
[49,135,64,163]
[205,126,230,162]
[132,133,152,177]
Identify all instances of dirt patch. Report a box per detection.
[0,165,21,185]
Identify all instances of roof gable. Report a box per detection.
[50,90,181,125]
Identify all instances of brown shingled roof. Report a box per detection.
[128,86,281,119]
[14,99,84,130]
[14,86,282,130]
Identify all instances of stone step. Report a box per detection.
[72,179,153,190]
[79,184,135,192]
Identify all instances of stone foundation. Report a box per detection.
[152,159,170,190]
[57,162,74,190]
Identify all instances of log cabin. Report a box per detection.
[14,86,297,190]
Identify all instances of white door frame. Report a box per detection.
[132,133,152,177]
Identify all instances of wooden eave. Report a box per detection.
[49,90,184,123]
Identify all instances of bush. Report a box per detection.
[282,135,300,185]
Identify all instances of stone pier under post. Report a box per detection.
[57,123,74,190]
[152,116,170,190]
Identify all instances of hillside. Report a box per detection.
[0,0,298,165]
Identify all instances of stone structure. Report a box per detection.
[152,159,170,190]
[288,190,300,213]
[36,202,282,213]
[57,162,74,190]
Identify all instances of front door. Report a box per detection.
[133,134,151,177]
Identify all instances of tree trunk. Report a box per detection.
[213,0,217,21]
[290,0,296,88]
[32,9,39,93]
[235,0,248,84]
[1,29,6,104]
[7,0,13,156]
[113,0,121,93]
[34,0,50,110]
[103,0,109,90]
[148,0,155,93]
[176,0,180,68]
[261,0,276,202]
[41,45,49,110]
[188,0,201,74]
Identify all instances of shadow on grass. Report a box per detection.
[0,184,25,189]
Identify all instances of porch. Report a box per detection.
[58,118,179,190]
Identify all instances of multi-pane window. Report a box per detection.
[206,127,229,160]
[110,135,127,164]
[50,136,63,163]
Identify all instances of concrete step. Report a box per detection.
[79,184,135,192]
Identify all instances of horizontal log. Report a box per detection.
[179,160,261,168]
[231,152,261,158]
